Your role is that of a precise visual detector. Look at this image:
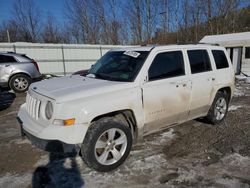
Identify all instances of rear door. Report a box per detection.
[187,49,215,119]
[0,55,5,81]
[142,50,191,134]
[0,55,17,80]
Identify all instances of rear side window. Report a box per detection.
[0,55,17,63]
[187,50,211,74]
[212,50,229,69]
[148,51,185,81]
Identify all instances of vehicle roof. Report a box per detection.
[0,51,26,57]
[110,44,224,52]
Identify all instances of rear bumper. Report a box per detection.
[32,74,44,82]
[17,116,79,153]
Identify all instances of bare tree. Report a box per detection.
[126,0,160,44]
[126,0,143,44]
[12,0,42,42]
[42,13,64,43]
[65,0,104,44]
[0,20,20,42]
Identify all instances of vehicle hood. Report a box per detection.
[30,75,134,103]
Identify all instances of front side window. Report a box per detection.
[88,51,149,82]
[188,50,211,74]
[212,50,229,69]
[245,47,250,59]
[148,51,185,81]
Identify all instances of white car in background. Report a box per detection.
[18,44,235,172]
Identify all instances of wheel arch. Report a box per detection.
[90,109,138,140]
[218,86,232,101]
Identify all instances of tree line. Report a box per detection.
[0,0,249,45]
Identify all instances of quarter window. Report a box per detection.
[188,50,211,74]
[0,55,5,63]
[212,50,229,69]
[148,51,185,81]
[245,47,250,59]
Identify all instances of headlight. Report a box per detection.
[45,101,53,120]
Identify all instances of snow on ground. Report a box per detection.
[1,80,250,188]
[234,88,245,97]
[229,105,242,111]
[1,152,249,188]
[0,129,175,188]
[0,173,31,188]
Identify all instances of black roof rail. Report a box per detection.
[176,42,220,46]
[177,42,195,45]
[198,42,220,46]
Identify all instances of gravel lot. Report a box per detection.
[0,77,250,188]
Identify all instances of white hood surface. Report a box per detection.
[30,75,133,102]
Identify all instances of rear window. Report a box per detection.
[187,50,211,74]
[212,50,229,69]
[0,55,17,63]
[21,54,31,60]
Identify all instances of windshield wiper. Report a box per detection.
[94,73,127,82]
[94,73,108,80]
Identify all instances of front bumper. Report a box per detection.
[17,117,78,153]
[17,104,89,151]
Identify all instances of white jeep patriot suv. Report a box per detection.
[18,45,235,172]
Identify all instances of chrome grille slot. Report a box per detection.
[26,93,41,120]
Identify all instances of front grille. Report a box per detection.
[26,93,41,120]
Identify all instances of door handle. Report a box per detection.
[208,77,215,81]
[5,65,10,67]
[170,81,187,88]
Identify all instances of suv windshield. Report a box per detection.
[88,51,149,82]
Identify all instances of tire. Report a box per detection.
[81,117,133,172]
[9,74,31,93]
[206,91,229,124]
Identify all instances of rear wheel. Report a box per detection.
[81,117,132,172]
[206,91,229,124]
[9,74,31,93]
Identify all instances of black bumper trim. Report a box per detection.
[16,117,80,153]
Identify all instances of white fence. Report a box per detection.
[0,43,132,75]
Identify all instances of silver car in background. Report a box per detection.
[0,52,42,93]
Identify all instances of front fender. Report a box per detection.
[54,87,144,131]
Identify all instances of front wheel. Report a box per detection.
[81,117,132,172]
[206,91,229,124]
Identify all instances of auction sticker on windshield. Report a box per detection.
[123,51,140,58]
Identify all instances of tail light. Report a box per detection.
[32,60,40,72]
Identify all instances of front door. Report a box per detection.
[142,50,191,134]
